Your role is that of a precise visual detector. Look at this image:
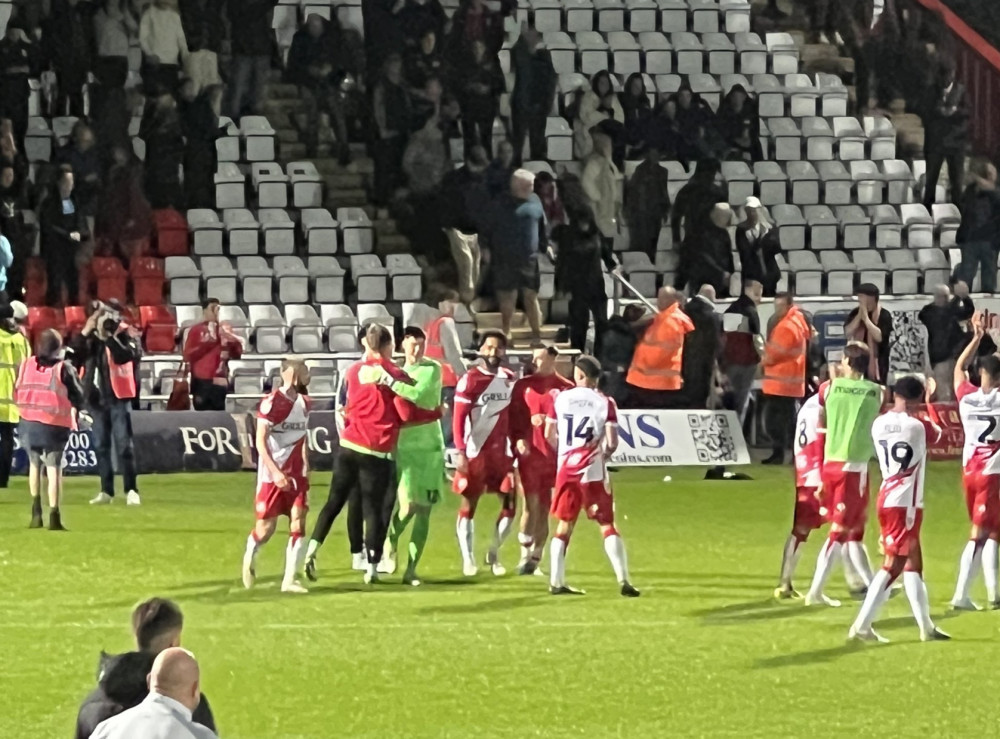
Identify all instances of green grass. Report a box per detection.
[1,462,995,738]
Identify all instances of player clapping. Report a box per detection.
[848,376,949,643]
[242,359,312,594]
[544,356,639,597]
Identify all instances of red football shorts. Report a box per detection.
[823,462,869,530]
[963,457,1000,531]
[878,506,922,558]
[255,477,309,520]
[794,485,827,531]
[517,453,557,501]
[551,477,615,526]
[453,450,514,498]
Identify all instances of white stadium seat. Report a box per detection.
[337,208,374,254]
[302,208,339,254]
[237,256,274,304]
[223,208,260,256]
[252,162,289,208]
[201,256,238,305]
[386,254,423,301]
[310,257,347,304]
[259,208,295,256]
[287,161,323,208]
[350,255,388,302]
[215,162,246,209]
[275,255,309,304]
[187,209,224,256]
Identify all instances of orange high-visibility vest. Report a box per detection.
[761,306,810,398]
[15,358,74,428]
[424,316,459,388]
[626,303,695,391]
[107,347,137,400]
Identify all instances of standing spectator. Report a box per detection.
[489,169,545,341]
[286,14,351,164]
[921,59,968,209]
[671,157,726,243]
[809,0,843,45]
[553,204,616,356]
[182,298,244,411]
[581,130,622,250]
[723,279,763,422]
[140,92,185,208]
[625,145,670,262]
[574,70,624,160]
[402,116,449,197]
[179,0,223,95]
[844,283,893,384]
[625,287,694,408]
[398,0,447,47]
[45,0,95,116]
[364,0,407,74]
[678,202,734,297]
[372,53,411,208]
[41,166,88,307]
[598,304,645,407]
[760,292,811,464]
[716,84,762,162]
[919,282,974,402]
[456,39,504,157]
[510,25,556,165]
[89,648,217,739]
[406,28,446,91]
[0,163,28,298]
[954,156,1000,293]
[440,146,491,305]
[93,0,139,119]
[0,302,29,488]
[0,19,38,146]
[0,129,28,190]
[95,146,153,264]
[181,84,222,209]
[680,285,724,410]
[71,303,142,506]
[534,171,565,235]
[484,139,515,198]
[446,0,504,62]
[224,0,277,119]
[139,0,189,95]
[56,122,102,215]
[735,196,781,296]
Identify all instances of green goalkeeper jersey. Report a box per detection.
[393,358,445,451]
[822,376,883,463]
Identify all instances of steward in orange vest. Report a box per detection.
[626,287,695,394]
[760,294,812,465]
[424,314,461,388]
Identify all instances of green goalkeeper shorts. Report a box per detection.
[396,447,446,509]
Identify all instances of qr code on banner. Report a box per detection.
[687,413,737,463]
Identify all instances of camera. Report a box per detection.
[91,300,122,331]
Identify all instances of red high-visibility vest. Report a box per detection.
[15,358,74,428]
[424,316,459,388]
[107,347,137,400]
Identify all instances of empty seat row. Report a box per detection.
[187,207,372,256]
[771,203,960,251]
[215,161,323,209]
[516,1,753,36]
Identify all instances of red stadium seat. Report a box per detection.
[130,257,165,306]
[23,258,47,306]
[64,305,87,336]
[27,307,65,344]
[91,257,127,304]
[139,305,177,353]
[152,209,189,257]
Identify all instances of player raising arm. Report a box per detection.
[242,358,312,594]
[950,316,1000,610]
[849,376,949,643]
[544,356,639,597]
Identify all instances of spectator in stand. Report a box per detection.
[181,83,223,209]
[674,83,722,162]
[402,116,450,198]
[954,156,1000,293]
[72,301,143,506]
[0,127,28,189]
[446,0,504,62]
[372,53,411,208]
[45,0,95,117]
[553,203,616,356]
[410,74,444,131]
[723,278,763,422]
[0,163,27,298]
[716,84,762,162]
[440,145,491,305]
[574,70,624,160]
[489,169,545,341]
[183,298,244,412]
[620,73,652,156]
[484,139,515,198]
[95,145,153,264]
[921,59,969,209]
[680,285,724,410]
[178,0,223,95]
[92,0,139,120]
[364,0,407,74]
[534,171,565,235]
[671,157,726,245]
[0,301,28,488]
[625,145,671,263]
[809,0,844,45]
[845,283,893,384]
[920,281,974,402]
[41,166,88,307]
[598,304,645,407]
[224,0,277,119]
[406,28,446,91]
[139,0,189,96]
[679,202,734,298]
[456,39,504,157]
[581,130,623,251]
[760,292,811,464]
[0,18,38,146]
[736,196,780,296]
[286,14,351,164]
[140,92,185,208]
[56,122,102,216]
[398,0,447,47]
[510,25,556,165]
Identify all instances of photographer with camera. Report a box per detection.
[70,301,143,507]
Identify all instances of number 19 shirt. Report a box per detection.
[870,411,939,510]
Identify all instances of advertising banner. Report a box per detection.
[610,409,751,466]
[133,411,245,473]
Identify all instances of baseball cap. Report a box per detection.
[744,196,762,209]
[10,301,27,321]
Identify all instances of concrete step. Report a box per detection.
[262,98,304,117]
[800,43,838,65]
[376,233,412,255]
[323,172,365,190]
[510,325,562,342]
[475,311,518,330]
[326,188,369,207]
[276,128,299,145]
[374,218,398,236]
[263,82,299,100]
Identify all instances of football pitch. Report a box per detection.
[1,462,994,738]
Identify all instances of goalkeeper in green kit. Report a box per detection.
[378,326,447,585]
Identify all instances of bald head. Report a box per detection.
[933,283,951,305]
[698,284,716,301]
[657,286,679,311]
[149,647,201,712]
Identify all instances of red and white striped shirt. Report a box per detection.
[256,389,311,486]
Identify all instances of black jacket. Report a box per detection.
[75,651,216,739]
[919,297,975,365]
[679,224,733,297]
[670,177,727,242]
[681,296,723,408]
[921,80,969,153]
[227,0,277,56]
[956,185,1000,245]
[439,165,491,234]
[735,223,781,295]
[39,189,88,258]
[511,37,556,112]
[69,328,142,409]
[286,21,348,88]
[553,217,616,295]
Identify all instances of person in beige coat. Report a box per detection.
[581,129,623,249]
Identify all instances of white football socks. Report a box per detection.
[807,538,842,600]
[283,535,304,585]
[779,534,803,588]
[456,515,475,565]
[603,534,630,584]
[517,532,533,565]
[983,539,999,602]
[246,533,260,559]
[952,540,983,604]
[493,513,514,552]
[852,568,893,633]
[903,571,935,635]
[845,541,874,588]
[550,537,567,588]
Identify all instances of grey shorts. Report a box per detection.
[20,420,70,468]
[28,447,64,468]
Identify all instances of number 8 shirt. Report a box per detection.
[957,381,1000,530]
[870,410,940,557]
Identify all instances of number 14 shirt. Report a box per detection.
[549,387,617,484]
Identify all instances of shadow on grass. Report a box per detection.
[417,594,548,615]
[753,641,874,668]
